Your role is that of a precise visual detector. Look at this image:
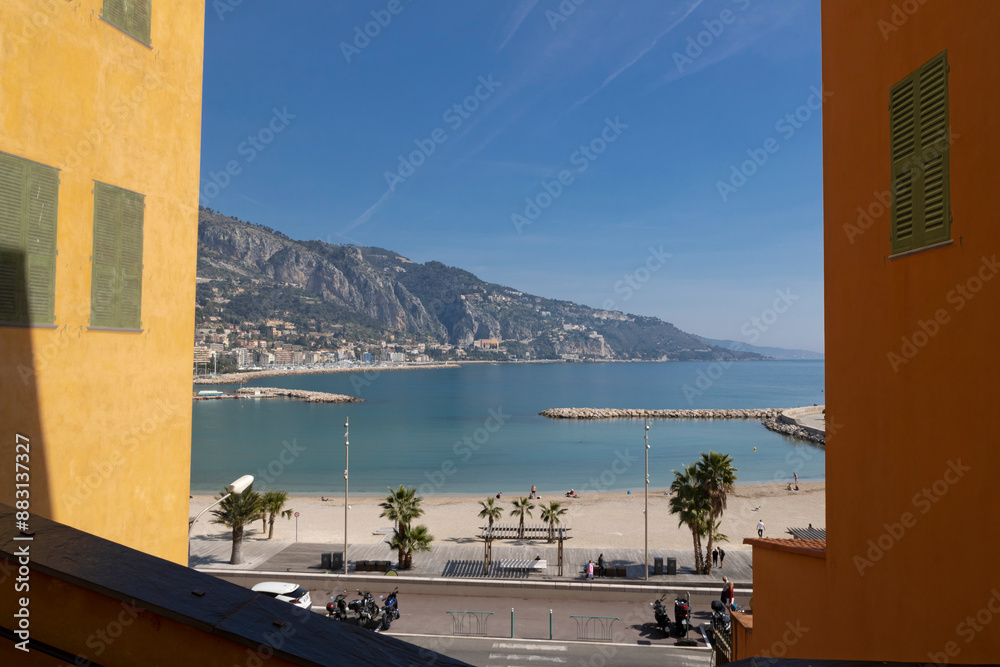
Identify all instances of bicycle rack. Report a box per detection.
[446,610,494,636]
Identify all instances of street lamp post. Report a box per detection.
[644,421,649,581]
[344,417,349,575]
[188,474,254,566]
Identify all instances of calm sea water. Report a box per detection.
[190,360,825,496]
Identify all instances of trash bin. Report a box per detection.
[330,552,344,571]
[321,552,332,569]
[654,557,664,575]
[666,557,677,575]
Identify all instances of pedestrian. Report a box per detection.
[718,548,725,567]
[722,579,735,610]
[496,491,502,500]
[757,519,765,537]
[530,484,536,499]
[597,554,606,578]
[712,548,718,566]
[586,560,594,579]
[793,472,798,484]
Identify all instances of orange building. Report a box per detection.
[0,0,204,564]
[738,1,1000,663]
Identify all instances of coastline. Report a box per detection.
[193,362,461,385]
[189,482,825,552]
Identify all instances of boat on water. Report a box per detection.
[194,390,235,400]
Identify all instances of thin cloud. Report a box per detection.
[339,187,393,240]
[568,0,704,112]
[497,0,540,53]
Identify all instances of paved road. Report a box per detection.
[394,635,712,667]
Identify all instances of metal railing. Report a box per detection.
[446,610,494,636]
[570,615,619,641]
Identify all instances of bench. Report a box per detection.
[498,559,547,575]
[355,560,392,572]
[582,564,628,578]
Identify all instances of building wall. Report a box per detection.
[746,1,1000,662]
[0,1,204,564]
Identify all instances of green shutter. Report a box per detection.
[103,0,151,45]
[0,154,58,325]
[890,51,950,255]
[91,182,144,329]
[119,191,144,329]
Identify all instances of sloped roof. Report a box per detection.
[743,537,827,559]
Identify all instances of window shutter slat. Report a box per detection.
[91,266,118,327]
[0,155,25,251]
[119,192,144,328]
[24,163,58,324]
[102,0,127,31]
[129,0,152,45]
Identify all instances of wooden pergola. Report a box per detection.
[479,523,572,576]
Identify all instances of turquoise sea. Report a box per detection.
[190,360,825,496]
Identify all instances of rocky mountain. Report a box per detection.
[196,208,761,362]
[702,338,824,360]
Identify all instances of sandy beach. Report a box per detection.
[189,482,824,551]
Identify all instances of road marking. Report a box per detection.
[491,643,567,651]
[487,655,566,663]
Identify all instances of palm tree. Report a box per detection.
[478,497,503,529]
[390,524,433,569]
[539,501,567,542]
[260,490,293,540]
[380,485,424,568]
[509,497,535,539]
[669,465,711,574]
[696,451,738,574]
[210,483,262,565]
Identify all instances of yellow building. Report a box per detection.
[737,1,1000,662]
[0,0,204,564]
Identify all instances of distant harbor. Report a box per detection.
[540,407,782,419]
[193,362,460,385]
[194,387,362,403]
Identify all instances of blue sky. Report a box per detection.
[200,0,824,353]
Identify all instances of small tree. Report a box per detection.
[380,485,424,568]
[390,524,433,569]
[509,497,535,539]
[261,490,293,540]
[669,464,711,574]
[478,497,503,528]
[540,501,567,542]
[696,451,738,575]
[210,483,262,565]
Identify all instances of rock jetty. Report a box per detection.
[235,387,362,403]
[539,408,782,420]
[762,416,825,445]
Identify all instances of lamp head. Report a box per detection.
[227,474,254,495]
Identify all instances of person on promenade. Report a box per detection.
[722,579,735,610]
[757,519,765,537]
[597,554,606,578]
[712,548,718,566]
[718,548,725,567]
[586,560,594,579]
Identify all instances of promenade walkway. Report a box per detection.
[191,537,752,586]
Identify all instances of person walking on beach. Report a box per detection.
[718,548,725,567]
[712,548,718,567]
[757,519,765,537]
[586,560,594,579]
[530,485,537,499]
[597,554,606,578]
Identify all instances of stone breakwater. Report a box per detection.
[235,387,362,403]
[193,363,460,385]
[539,408,782,420]
[762,416,825,445]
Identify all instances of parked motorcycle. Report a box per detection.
[650,597,670,636]
[378,588,400,631]
[710,599,731,642]
[326,593,348,621]
[346,590,379,628]
[673,592,691,638]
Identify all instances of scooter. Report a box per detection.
[673,592,691,638]
[378,588,400,631]
[650,597,670,636]
[710,600,731,642]
[326,593,348,621]
[349,590,379,628]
